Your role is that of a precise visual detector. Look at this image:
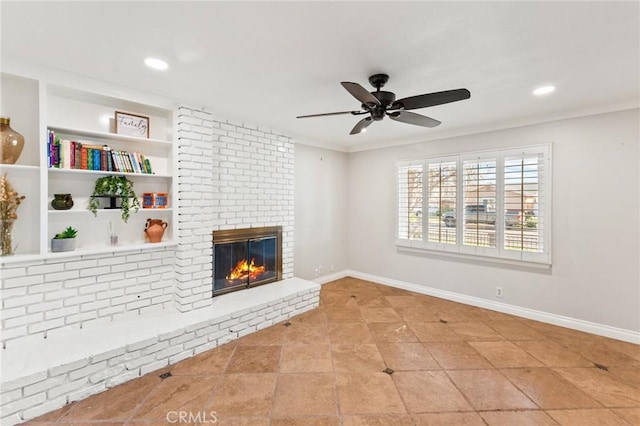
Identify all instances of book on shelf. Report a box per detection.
[47,129,154,174]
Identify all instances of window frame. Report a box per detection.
[396,144,552,267]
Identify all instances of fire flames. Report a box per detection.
[226,258,266,282]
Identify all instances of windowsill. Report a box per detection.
[396,241,552,271]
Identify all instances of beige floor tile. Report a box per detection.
[447,321,505,341]
[480,410,558,425]
[486,320,547,340]
[436,307,490,323]
[342,415,415,425]
[469,341,544,368]
[271,373,337,416]
[59,374,160,422]
[501,368,601,409]
[426,342,493,369]
[237,324,286,346]
[271,417,340,426]
[447,369,537,410]
[393,371,473,413]
[360,307,402,323]
[172,341,237,375]
[408,322,464,342]
[384,295,425,308]
[377,342,440,371]
[325,307,364,323]
[366,322,419,343]
[331,343,386,373]
[287,307,327,324]
[351,291,392,308]
[608,366,640,388]
[604,339,640,363]
[226,345,281,373]
[207,374,276,417]
[513,340,593,367]
[611,408,640,425]
[412,412,486,425]
[335,373,406,414]
[131,374,221,421]
[483,310,523,321]
[554,367,640,407]
[284,322,330,345]
[280,343,333,373]
[394,306,440,323]
[547,408,631,425]
[568,341,640,367]
[328,322,374,344]
[214,418,269,426]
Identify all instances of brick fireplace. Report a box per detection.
[212,226,283,296]
[175,106,295,311]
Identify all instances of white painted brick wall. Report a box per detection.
[176,107,295,312]
[0,247,175,348]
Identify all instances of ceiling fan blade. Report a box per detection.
[391,88,470,111]
[350,117,373,135]
[388,110,441,128]
[341,82,381,106]
[296,110,359,119]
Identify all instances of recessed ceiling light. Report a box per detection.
[533,85,556,96]
[144,57,169,71]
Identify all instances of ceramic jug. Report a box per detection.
[145,218,168,243]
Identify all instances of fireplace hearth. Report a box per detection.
[212,226,283,297]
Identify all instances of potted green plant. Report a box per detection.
[89,175,140,223]
[51,226,77,252]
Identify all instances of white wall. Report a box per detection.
[294,144,348,280]
[346,109,640,332]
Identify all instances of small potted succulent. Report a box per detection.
[51,226,78,252]
[89,175,140,223]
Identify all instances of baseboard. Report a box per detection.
[312,270,350,285]
[343,269,640,344]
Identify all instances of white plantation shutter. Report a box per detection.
[397,161,424,241]
[502,147,550,263]
[396,145,551,265]
[427,159,457,245]
[462,157,497,249]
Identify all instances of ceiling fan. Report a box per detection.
[296,73,470,135]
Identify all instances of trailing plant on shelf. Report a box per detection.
[51,226,77,252]
[89,175,140,223]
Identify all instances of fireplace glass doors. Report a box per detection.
[212,226,282,296]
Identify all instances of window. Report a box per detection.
[396,145,551,265]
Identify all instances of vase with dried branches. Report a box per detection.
[0,174,25,255]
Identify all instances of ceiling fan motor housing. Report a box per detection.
[368,90,396,120]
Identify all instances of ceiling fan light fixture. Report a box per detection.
[144,57,169,71]
[533,85,556,96]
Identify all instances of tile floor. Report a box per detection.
[26,277,640,425]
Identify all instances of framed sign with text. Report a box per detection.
[115,111,149,138]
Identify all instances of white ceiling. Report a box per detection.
[1,1,638,152]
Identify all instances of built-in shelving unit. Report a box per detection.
[0,71,177,263]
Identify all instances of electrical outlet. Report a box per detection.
[495,287,504,298]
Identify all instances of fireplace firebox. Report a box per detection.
[212,226,282,297]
